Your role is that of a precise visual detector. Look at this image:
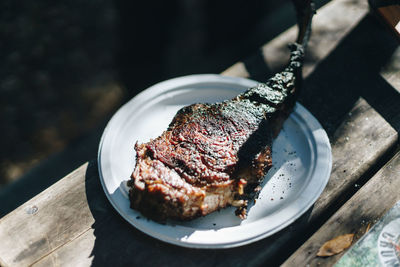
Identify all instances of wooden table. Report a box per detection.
[1,0,399,266]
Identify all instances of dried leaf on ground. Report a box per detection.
[365,223,371,233]
[317,234,354,257]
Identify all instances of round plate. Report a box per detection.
[98,74,332,248]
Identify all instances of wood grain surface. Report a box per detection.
[29,99,396,267]
[0,0,399,266]
[222,0,369,79]
[0,163,97,266]
[283,151,400,266]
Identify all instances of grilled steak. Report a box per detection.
[129,44,305,221]
[129,0,315,222]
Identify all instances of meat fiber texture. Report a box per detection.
[129,44,304,222]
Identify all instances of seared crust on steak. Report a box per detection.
[129,0,315,222]
[129,44,305,221]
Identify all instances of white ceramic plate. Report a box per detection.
[98,74,332,248]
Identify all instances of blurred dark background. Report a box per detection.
[0,0,329,215]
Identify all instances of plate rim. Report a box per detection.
[97,74,332,248]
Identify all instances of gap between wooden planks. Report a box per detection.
[31,99,397,267]
[283,149,400,267]
[0,0,398,266]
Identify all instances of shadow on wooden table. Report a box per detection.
[299,15,400,136]
[84,161,315,266]
[277,14,400,263]
[84,14,400,267]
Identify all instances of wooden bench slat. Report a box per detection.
[31,99,397,267]
[0,163,100,267]
[0,0,398,266]
[283,150,400,266]
[308,98,397,219]
[381,47,400,93]
[222,0,369,79]
[4,95,391,267]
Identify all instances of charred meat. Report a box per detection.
[129,0,314,222]
[129,44,305,221]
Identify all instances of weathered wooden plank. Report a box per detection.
[309,98,397,219]
[33,228,96,267]
[221,0,369,79]
[0,0,399,266]
[283,150,400,267]
[1,104,397,265]
[263,0,370,77]
[221,62,250,78]
[381,47,400,93]
[27,97,396,267]
[0,163,106,267]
